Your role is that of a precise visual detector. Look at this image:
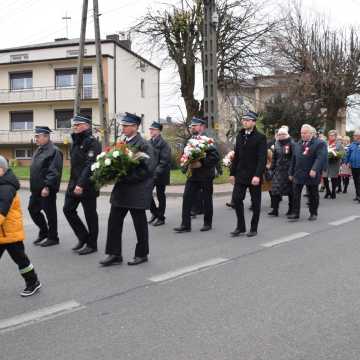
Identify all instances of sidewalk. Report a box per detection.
[19,180,233,198]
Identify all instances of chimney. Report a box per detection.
[106,33,132,50]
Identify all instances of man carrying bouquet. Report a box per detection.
[63,114,101,255]
[100,113,155,267]
[174,117,220,233]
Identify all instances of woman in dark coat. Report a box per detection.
[268,127,295,217]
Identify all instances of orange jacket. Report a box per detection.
[0,170,25,244]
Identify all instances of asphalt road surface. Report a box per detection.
[1,188,360,360]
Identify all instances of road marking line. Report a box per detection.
[262,232,310,248]
[0,300,84,333]
[149,258,229,283]
[329,215,360,226]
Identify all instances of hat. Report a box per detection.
[120,112,142,126]
[190,117,207,126]
[242,110,258,121]
[149,121,163,131]
[71,114,92,125]
[0,155,8,171]
[35,126,52,135]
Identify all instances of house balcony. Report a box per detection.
[0,85,99,104]
[0,129,73,145]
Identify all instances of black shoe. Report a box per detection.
[226,202,235,208]
[249,206,253,211]
[148,215,157,224]
[285,210,293,216]
[308,214,317,221]
[343,189,347,194]
[246,231,257,237]
[128,256,148,266]
[288,214,299,221]
[353,197,360,201]
[200,224,212,232]
[99,255,123,267]
[324,193,331,199]
[78,246,97,255]
[33,236,47,246]
[173,226,191,233]
[153,219,165,227]
[72,241,85,251]
[268,210,278,217]
[20,281,42,297]
[40,238,59,247]
[230,228,246,237]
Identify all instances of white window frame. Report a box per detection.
[14,148,32,159]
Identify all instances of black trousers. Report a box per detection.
[323,177,339,195]
[352,168,360,198]
[181,180,213,228]
[0,241,38,284]
[150,184,167,220]
[105,206,149,257]
[63,192,98,249]
[272,194,293,212]
[293,183,319,216]
[28,193,58,240]
[233,183,261,232]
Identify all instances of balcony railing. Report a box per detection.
[0,85,98,104]
[0,129,73,144]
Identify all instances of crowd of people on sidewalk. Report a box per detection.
[2,110,360,297]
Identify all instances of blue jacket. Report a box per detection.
[289,137,327,185]
[345,142,360,169]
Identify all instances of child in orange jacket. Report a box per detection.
[0,156,41,297]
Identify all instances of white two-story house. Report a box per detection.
[0,35,160,164]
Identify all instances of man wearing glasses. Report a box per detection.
[63,114,101,255]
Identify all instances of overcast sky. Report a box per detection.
[1,0,360,125]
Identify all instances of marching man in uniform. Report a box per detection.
[100,113,155,267]
[29,126,63,247]
[63,115,101,255]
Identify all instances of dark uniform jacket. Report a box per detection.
[289,137,327,185]
[30,141,63,195]
[68,129,101,195]
[150,135,171,186]
[110,133,155,209]
[184,135,220,182]
[230,127,267,185]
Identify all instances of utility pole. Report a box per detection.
[62,12,72,39]
[74,0,88,116]
[93,0,108,146]
[202,0,219,131]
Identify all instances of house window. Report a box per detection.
[141,78,145,98]
[10,111,33,131]
[14,148,33,159]
[55,68,92,98]
[55,108,92,129]
[229,95,244,107]
[10,72,32,91]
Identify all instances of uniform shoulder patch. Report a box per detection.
[88,150,95,158]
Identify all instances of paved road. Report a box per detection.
[1,189,360,359]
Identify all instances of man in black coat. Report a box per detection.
[288,124,327,221]
[63,115,101,255]
[100,113,155,267]
[229,111,267,237]
[29,126,63,247]
[148,121,171,226]
[174,117,220,233]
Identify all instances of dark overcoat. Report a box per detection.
[30,141,63,195]
[150,135,171,186]
[110,133,155,209]
[230,127,267,185]
[289,137,327,185]
[270,138,295,196]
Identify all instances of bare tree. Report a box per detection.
[134,0,277,125]
[273,2,360,131]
